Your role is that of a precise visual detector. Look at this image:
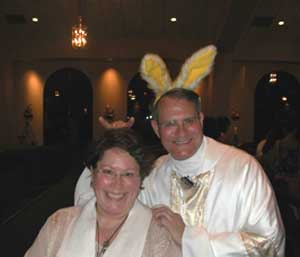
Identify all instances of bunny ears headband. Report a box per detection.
[140,45,217,103]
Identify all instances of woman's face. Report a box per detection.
[92,147,141,219]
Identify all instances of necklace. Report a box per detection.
[95,215,128,257]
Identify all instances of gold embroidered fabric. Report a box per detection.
[170,171,212,226]
[240,232,278,257]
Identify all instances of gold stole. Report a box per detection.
[170,170,280,256]
[170,171,212,226]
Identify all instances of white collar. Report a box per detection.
[169,136,229,177]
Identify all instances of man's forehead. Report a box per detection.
[158,96,194,107]
[158,109,199,123]
[158,97,196,111]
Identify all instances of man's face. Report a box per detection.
[151,97,204,160]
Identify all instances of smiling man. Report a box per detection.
[137,88,285,256]
[75,46,285,256]
[151,92,204,161]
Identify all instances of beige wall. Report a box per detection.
[0,62,16,146]
[229,60,300,142]
[0,46,300,147]
[8,59,141,145]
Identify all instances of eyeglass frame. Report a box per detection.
[94,166,141,182]
[157,115,201,130]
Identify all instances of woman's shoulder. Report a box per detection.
[47,206,81,227]
[24,207,83,257]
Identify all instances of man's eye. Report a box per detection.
[184,118,195,125]
[122,172,135,177]
[102,169,113,175]
[163,120,177,128]
[184,117,199,126]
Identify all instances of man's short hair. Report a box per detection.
[151,88,201,121]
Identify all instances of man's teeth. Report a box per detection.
[107,193,124,199]
[175,139,190,144]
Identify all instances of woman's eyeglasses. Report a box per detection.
[95,167,140,182]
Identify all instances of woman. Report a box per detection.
[25,128,181,257]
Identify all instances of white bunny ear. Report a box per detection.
[173,45,217,90]
[140,54,172,102]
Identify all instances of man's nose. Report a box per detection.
[175,122,188,135]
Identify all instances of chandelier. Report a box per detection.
[72,16,87,49]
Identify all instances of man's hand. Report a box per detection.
[98,116,135,129]
[152,205,185,246]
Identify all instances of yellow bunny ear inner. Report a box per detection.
[140,54,172,99]
[173,45,217,90]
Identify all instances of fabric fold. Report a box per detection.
[56,198,152,257]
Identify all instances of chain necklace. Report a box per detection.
[95,215,128,257]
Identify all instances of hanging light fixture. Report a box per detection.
[72,0,87,49]
[72,16,87,48]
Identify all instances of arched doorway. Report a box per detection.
[254,71,300,141]
[127,73,159,145]
[44,68,93,146]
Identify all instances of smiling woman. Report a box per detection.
[24,128,181,257]
[93,148,141,218]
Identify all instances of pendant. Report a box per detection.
[102,241,109,252]
[100,240,109,256]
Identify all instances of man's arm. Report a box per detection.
[74,167,94,206]
[98,116,135,129]
[154,185,285,257]
[140,158,285,257]
[183,163,285,257]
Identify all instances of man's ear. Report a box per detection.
[151,119,160,138]
[90,177,94,188]
[199,112,204,126]
[90,167,95,188]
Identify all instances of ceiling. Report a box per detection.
[1,0,300,60]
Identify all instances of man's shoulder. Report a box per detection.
[206,138,263,176]
[211,138,255,162]
[153,154,169,168]
[149,154,172,176]
[206,137,255,165]
[142,154,170,186]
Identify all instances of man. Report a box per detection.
[141,88,285,256]
[75,46,285,256]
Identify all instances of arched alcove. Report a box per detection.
[44,68,93,146]
[127,73,159,145]
[254,71,300,141]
